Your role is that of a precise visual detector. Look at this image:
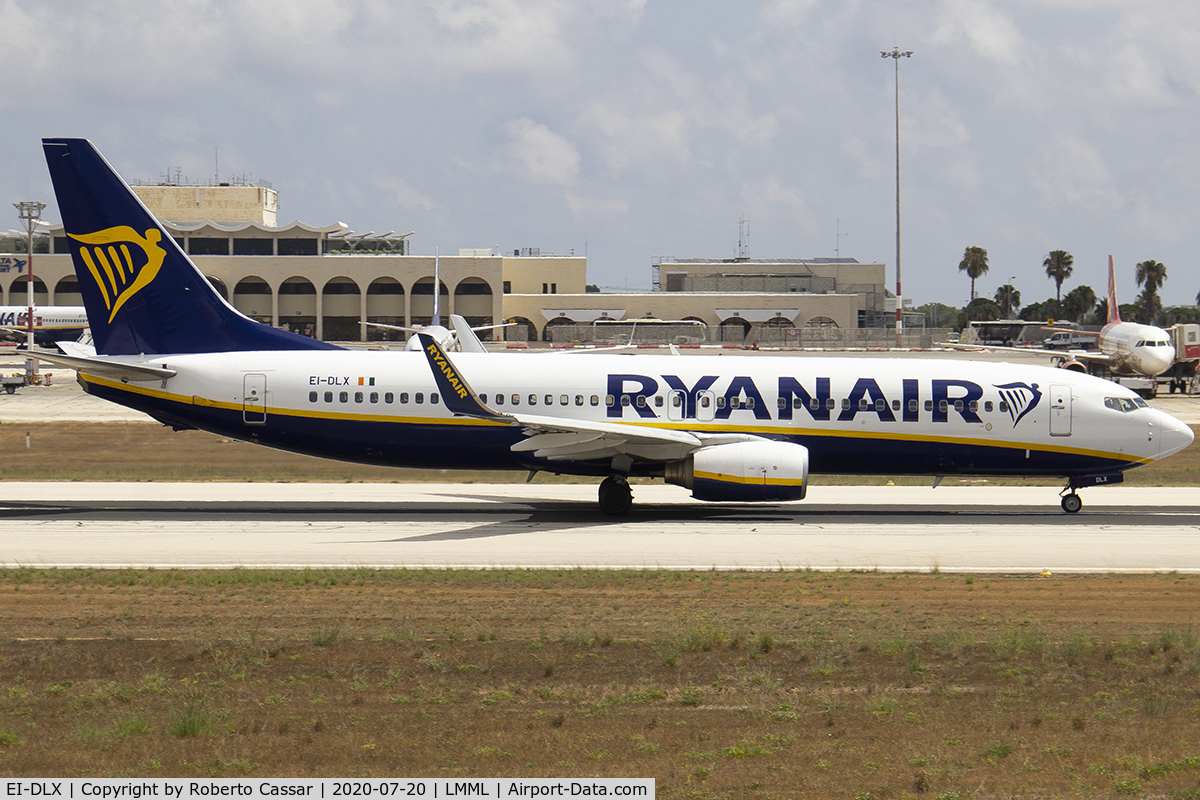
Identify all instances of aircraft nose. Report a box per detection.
[1144,347,1175,377]
[1159,412,1195,459]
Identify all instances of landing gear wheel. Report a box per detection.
[1061,492,1083,514]
[598,475,633,516]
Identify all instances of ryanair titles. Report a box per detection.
[606,373,1041,428]
[425,342,470,399]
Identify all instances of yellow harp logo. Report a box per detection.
[68,226,166,324]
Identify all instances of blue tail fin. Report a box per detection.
[42,138,340,355]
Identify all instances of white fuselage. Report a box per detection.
[1099,321,1176,377]
[76,350,1193,478]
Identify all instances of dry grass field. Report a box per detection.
[0,570,1198,798]
[0,424,1197,796]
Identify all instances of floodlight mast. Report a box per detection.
[882,47,912,348]
[13,201,45,375]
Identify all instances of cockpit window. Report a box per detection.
[1104,396,1142,412]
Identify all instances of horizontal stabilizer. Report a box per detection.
[29,348,176,381]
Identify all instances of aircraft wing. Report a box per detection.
[944,341,1114,365]
[28,348,177,382]
[415,332,727,463]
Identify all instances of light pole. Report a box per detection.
[882,46,912,348]
[13,201,45,377]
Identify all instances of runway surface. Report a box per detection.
[0,483,1197,573]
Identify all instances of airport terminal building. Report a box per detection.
[3,182,893,344]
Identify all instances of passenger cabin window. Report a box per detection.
[925,400,933,412]
[354,392,363,403]
[575,395,584,406]
[400,392,409,403]
[370,392,378,403]
[908,399,918,413]
[309,391,318,403]
[431,393,439,404]
[591,395,600,406]
[529,394,538,405]
[512,394,520,405]
[324,391,333,403]
[415,392,424,404]
[339,392,348,403]
[385,392,394,403]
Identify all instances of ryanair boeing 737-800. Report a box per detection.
[35,138,1194,514]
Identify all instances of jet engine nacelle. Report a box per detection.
[665,440,809,502]
[1060,359,1088,373]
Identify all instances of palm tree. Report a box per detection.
[1043,250,1074,309]
[958,246,989,302]
[1061,285,1097,324]
[994,284,1021,318]
[1135,259,1167,325]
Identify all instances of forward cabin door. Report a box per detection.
[1049,384,1072,436]
[243,373,267,425]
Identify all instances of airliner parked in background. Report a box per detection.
[35,138,1194,514]
[0,306,88,345]
[952,256,1176,380]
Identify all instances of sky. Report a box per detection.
[3,0,1200,308]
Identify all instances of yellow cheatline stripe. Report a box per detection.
[83,374,505,428]
[694,470,806,486]
[623,416,1150,464]
[79,374,1149,464]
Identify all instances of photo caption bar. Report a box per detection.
[2,780,654,800]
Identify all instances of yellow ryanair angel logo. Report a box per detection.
[68,226,167,323]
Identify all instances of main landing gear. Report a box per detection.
[1059,488,1083,514]
[599,475,633,516]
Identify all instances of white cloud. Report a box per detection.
[565,192,629,220]
[375,175,439,211]
[505,118,581,185]
[1032,135,1122,212]
[932,0,1025,65]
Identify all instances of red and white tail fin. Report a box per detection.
[1107,254,1121,325]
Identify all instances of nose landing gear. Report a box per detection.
[1059,489,1083,514]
